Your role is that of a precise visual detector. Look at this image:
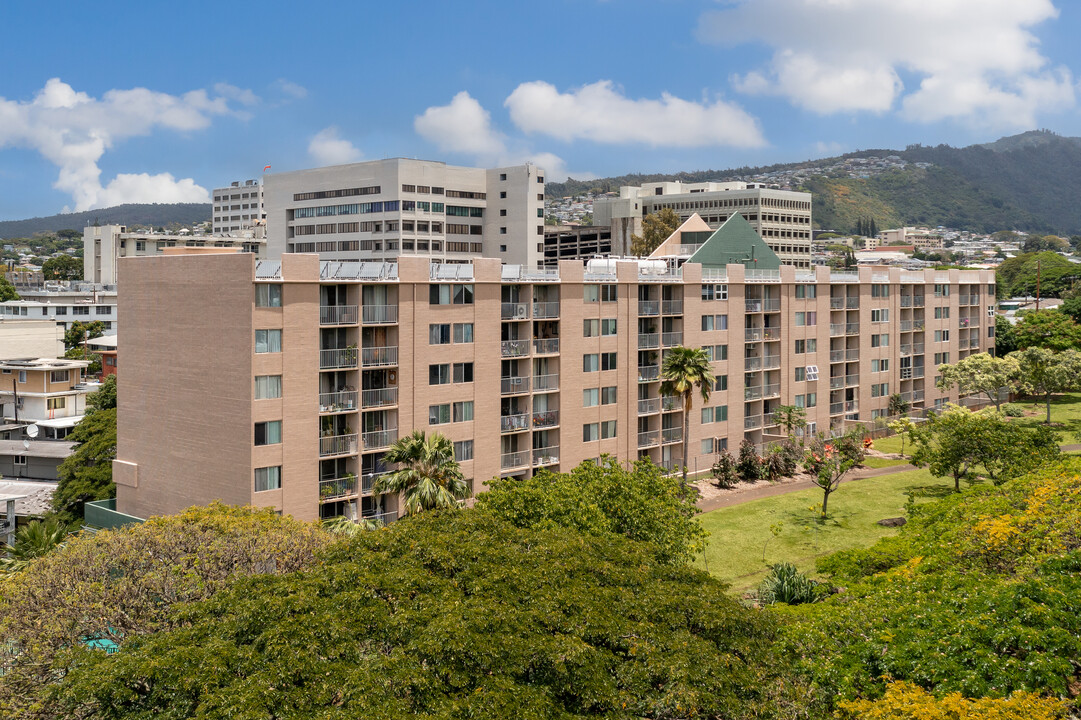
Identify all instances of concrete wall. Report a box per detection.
[0,320,63,359]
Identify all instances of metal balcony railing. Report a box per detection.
[830,350,844,363]
[661,300,683,315]
[362,305,397,324]
[661,396,680,411]
[745,328,764,342]
[638,398,660,414]
[319,476,358,501]
[846,349,860,361]
[829,403,843,415]
[762,299,781,311]
[846,323,860,335]
[745,385,763,401]
[533,338,559,354]
[638,430,660,448]
[532,302,559,319]
[533,374,559,392]
[830,323,845,337]
[319,305,358,325]
[638,333,660,349]
[319,433,358,457]
[846,297,859,309]
[662,332,683,347]
[638,301,660,316]
[829,297,844,309]
[662,427,682,443]
[501,413,529,433]
[501,302,530,320]
[320,347,357,370]
[361,428,397,450]
[763,356,781,370]
[319,391,358,413]
[532,410,559,428]
[501,340,529,358]
[501,451,529,470]
[744,415,762,430]
[638,365,660,382]
[746,299,764,312]
[829,376,844,389]
[361,387,397,408]
[360,510,398,526]
[745,357,762,371]
[763,383,780,398]
[361,346,397,367]
[846,374,859,387]
[763,327,780,340]
[501,376,530,395]
[533,447,560,466]
[900,296,914,308]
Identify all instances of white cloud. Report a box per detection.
[698,0,1074,128]
[274,78,308,100]
[813,140,844,156]
[308,127,363,166]
[505,80,766,148]
[213,83,259,107]
[0,78,251,210]
[413,92,593,182]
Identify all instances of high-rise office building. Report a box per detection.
[212,179,266,235]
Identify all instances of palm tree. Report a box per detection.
[1,518,67,575]
[373,430,469,516]
[660,346,715,487]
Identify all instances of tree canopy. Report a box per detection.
[630,207,681,256]
[0,276,18,302]
[40,254,82,281]
[1012,310,1081,351]
[935,352,1018,410]
[995,252,1079,299]
[373,430,468,515]
[50,377,119,526]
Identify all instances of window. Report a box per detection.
[702,314,728,331]
[601,386,617,404]
[934,306,950,319]
[794,339,816,354]
[453,362,474,383]
[871,309,889,323]
[429,284,474,305]
[716,405,728,421]
[871,383,889,398]
[701,284,728,301]
[453,401,474,422]
[934,284,950,297]
[871,334,889,348]
[871,284,889,298]
[796,393,818,408]
[601,352,617,370]
[601,420,617,439]
[254,421,282,446]
[795,311,817,326]
[934,352,950,365]
[429,404,451,424]
[95,306,111,315]
[794,366,805,382]
[429,364,451,385]
[583,388,599,407]
[47,397,66,410]
[872,359,889,372]
[254,466,281,492]
[583,354,599,372]
[935,330,951,342]
[255,284,282,308]
[13,455,26,466]
[702,439,716,453]
[584,318,617,336]
[255,329,282,353]
[429,324,451,344]
[255,375,282,399]
[50,370,70,383]
[17,371,26,383]
[583,423,599,442]
[453,323,474,343]
[715,375,728,391]
[584,284,617,302]
[795,284,816,299]
[454,440,474,461]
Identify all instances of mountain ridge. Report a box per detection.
[0,203,211,239]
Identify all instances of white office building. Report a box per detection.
[213,179,266,235]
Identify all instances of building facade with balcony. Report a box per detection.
[112,241,995,525]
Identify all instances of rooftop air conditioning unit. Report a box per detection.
[514,305,528,320]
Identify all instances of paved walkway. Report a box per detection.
[696,462,916,513]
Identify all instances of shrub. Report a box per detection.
[736,439,765,483]
[711,450,739,488]
[1002,403,1025,417]
[758,562,818,605]
[837,681,1068,720]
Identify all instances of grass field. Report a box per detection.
[695,467,961,593]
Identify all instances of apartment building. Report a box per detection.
[0,357,94,439]
[263,159,547,268]
[873,227,944,250]
[84,224,265,286]
[113,232,994,524]
[0,299,117,333]
[594,181,813,267]
[213,179,266,234]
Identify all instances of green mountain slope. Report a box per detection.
[0,203,211,239]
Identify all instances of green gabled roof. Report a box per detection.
[688,212,781,270]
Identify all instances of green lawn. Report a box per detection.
[1007,393,1081,444]
[695,467,960,593]
[862,456,911,469]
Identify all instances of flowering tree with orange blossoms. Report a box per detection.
[804,429,871,517]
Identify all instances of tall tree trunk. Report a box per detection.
[1046,392,1052,424]
[821,486,830,517]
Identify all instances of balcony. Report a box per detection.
[763,355,781,370]
[361,346,397,367]
[662,427,682,444]
[533,338,559,355]
[829,297,845,309]
[319,305,358,325]
[638,333,660,349]
[830,323,845,337]
[900,342,925,356]
[319,476,358,501]
[829,403,843,416]
[763,299,781,312]
[661,300,683,315]
[638,300,660,316]
[900,320,925,332]
[745,357,762,371]
[661,332,683,347]
[913,296,925,307]
[746,299,765,313]
[533,373,559,392]
[360,510,398,526]
[829,376,844,390]
[969,338,980,348]
[533,447,560,467]
[638,398,660,414]
[638,430,660,448]
[638,365,660,382]
[763,383,781,398]
[501,413,530,433]
[320,347,357,370]
[845,400,858,413]
[745,328,765,342]
[846,297,860,309]
[501,340,529,358]
[846,323,860,335]
[846,349,860,361]
[501,302,530,320]
[319,433,358,457]
[661,396,680,411]
[361,387,397,408]
[532,410,559,429]
[763,327,780,340]
[744,415,762,430]
[533,302,560,319]
[900,367,925,380]
[319,391,358,413]
[846,374,859,387]
[900,296,914,308]
[501,376,530,395]
[361,428,397,450]
[501,451,529,470]
[362,305,397,324]
[744,385,763,401]
[829,350,844,363]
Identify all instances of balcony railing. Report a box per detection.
[744,415,762,430]
[901,342,925,355]
[830,323,845,337]
[638,301,660,316]
[638,398,660,414]
[829,376,844,389]
[533,374,559,392]
[319,305,358,325]
[829,403,843,415]
[361,346,397,367]
[661,300,683,315]
[501,340,529,358]
[763,355,781,370]
[846,323,860,335]
[746,299,764,312]
[661,396,680,411]
[662,427,682,444]
[846,374,859,387]
[637,430,660,448]
[361,428,397,450]
[900,320,925,332]
[846,297,860,309]
[319,391,358,413]
[533,446,559,466]
[845,401,858,413]
[846,349,860,361]
[662,332,683,347]
[829,350,844,363]
[360,510,398,526]
[829,297,844,309]
[763,383,781,398]
[361,305,397,324]
[319,476,358,501]
[900,367,926,380]
[638,365,660,382]
[501,376,530,395]
[533,302,560,319]
[638,333,660,349]
[501,302,530,320]
[745,385,763,401]
[532,410,559,429]
[320,347,357,370]
[900,296,914,308]
[745,328,764,342]
[763,327,780,340]
[501,451,529,470]
[533,338,559,355]
[745,357,762,371]
[319,433,358,457]
[361,387,397,408]
[501,413,530,433]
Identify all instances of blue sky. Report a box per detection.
[2,0,1081,219]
